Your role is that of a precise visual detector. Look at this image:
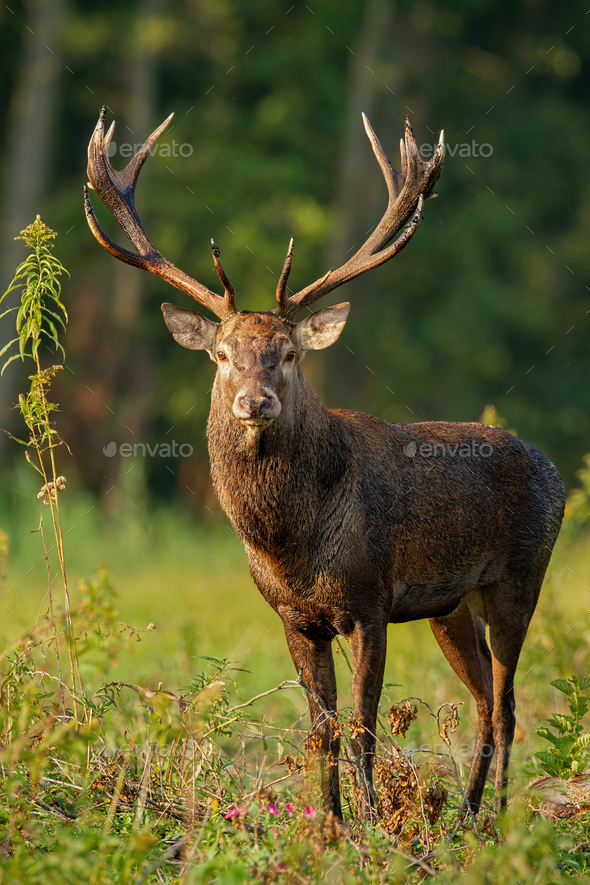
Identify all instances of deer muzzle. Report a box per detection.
[233,390,281,423]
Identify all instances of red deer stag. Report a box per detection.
[85,106,565,819]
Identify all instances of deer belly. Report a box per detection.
[276,603,354,640]
[389,579,473,623]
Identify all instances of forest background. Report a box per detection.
[1,0,590,763]
[1,3,590,880]
[2,0,590,503]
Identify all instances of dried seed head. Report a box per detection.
[375,751,418,836]
[387,700,418,737]
[37,476,67,504]
[347,714,365,740]
[439,704,460,746]
[282,754,303,775]
[423,780,448,826]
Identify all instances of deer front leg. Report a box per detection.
[283,624,342,819]
[347,621,387,820]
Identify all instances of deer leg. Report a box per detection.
[429,600,494,814]
[283,625,342,818]
[347,622,387,820]
[486,576,541,814]
[489,654,517,815]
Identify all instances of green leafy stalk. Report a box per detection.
[0,215,68,375]
[1,217,83,716]
[535,676,590,777]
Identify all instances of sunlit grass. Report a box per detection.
[2,464,589,760]
[2,465,590,881]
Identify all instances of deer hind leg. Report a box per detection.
[347,621,387,821]
[429,600,494,814]
[485,572,544,814]
[282,625,342,818]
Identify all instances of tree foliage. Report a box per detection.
[1,0,589,504]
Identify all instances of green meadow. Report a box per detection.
[2,459,590,883]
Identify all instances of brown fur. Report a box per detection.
[194,310,565,818]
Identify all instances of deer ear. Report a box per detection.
[161,303,219,354]
[293,302,351,351]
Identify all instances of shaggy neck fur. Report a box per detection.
[207,367,347,554]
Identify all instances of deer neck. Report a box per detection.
[207,369,335,545]
[208,367,331,465]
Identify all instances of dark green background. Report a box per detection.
[1,0,589,509]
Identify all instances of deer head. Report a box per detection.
[85,107,443,427]
[160,305,350,425]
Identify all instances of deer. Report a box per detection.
[85,105,565,820]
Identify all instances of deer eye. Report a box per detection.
[217,351,227,361]
[286,351,296,361]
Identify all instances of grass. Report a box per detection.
[2,479,590,882]
[2,219,590,882]
[3,456,590,738]
[3,458,590,724]
[3,382,590,885]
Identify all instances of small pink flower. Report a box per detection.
[268,803,279,815]
[224,804,239,820]
[285,802,294,816]
[304,805,316,818]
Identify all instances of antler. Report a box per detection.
[281,115,444,319]
[85,106,234,320]
[210,239,236,315]
[275,237,294,316]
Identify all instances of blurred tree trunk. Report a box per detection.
[306,0,393,407]
[101,0,163,504]
[0,0,68,456]
[321,2,437,416]
[326,0,392,271]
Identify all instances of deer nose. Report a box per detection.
[233,388,281,422]
[239,396,272,416]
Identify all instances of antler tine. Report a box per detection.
[363,113,403,206]
[284,115,444,318]
[85,106,231,319]
[86,105,171,255]
[275,237,294,316]
[210,239,236,316]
